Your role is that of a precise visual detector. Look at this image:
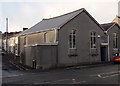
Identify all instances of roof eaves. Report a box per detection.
[21,28,57,36]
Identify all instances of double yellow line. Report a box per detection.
[9,60,28,70]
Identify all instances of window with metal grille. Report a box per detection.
[113,33,118,49]
[90,32,96,49]
[69,30,76,49]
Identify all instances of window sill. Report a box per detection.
[68,48,77,57]
[69,48,77,50]
[68,54,78,57]
[113,48,118,50]
[90,48,97,50]
[90,53,98,56]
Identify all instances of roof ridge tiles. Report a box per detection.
[42,8,85,20]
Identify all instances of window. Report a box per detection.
[113,33,118,49]
[44,32,47,43]
[69,30,76,49]
[90,32,96,48]
[24,36,28,45]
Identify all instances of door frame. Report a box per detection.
[100,45,108,62]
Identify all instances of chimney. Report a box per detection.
[23,28,28,31]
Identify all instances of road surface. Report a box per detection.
[2,54,120,85]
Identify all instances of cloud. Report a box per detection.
[0,3,3,32]
[1,2,45,32]
[41,1,118,23]
[89,1,118,23]
[1,0,119,32]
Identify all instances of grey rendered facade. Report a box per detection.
[101,23,120,61]
[19,8,109,69]
[57,10,106,66]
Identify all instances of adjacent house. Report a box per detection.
[2,32,21,54]
[2,28,28,55]
[112,16,120,26]
[0,31,2,49]
[19,8,107,69]
[101,22,120,61]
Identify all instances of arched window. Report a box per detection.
[90,31,96,49]
[113,33,118,49]
[69,30,76,49]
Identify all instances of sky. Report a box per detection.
[0,0,119,32]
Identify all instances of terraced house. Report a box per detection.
[19,8,110,69]
[101,22,120,61]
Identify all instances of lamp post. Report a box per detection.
[6,18,8,52]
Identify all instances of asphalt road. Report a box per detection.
[2,54,120,85]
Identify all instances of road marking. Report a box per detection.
[90,71,120,77]
[9,61,28,70]
[97,74,102,78]
[96,70,120,79]
[98,74,120,78]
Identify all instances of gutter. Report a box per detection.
[21,28,58,36]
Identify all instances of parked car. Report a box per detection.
[113,53,120,63]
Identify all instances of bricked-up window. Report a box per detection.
[113,33,118,49]
[69,30,76,49]
[90,32,96,49]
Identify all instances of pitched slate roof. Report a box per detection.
[21,8,84,35]
[21,8,103,35]
[101,23,115,31]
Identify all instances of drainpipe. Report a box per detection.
[55,29,58,67]
[118,29,120,53]
[44,32,47,43]
[107,34,110,62]
[104,31,110,62]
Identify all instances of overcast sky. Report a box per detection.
[0,0,119,32]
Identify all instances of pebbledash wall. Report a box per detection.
[18,8,119,69]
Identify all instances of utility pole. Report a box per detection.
[6,18,8,52]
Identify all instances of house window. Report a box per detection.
[24,36,28,45]
[90,31,96,49]
[69,30,76,49]
[44,32,47,43]
[113,33,118,49]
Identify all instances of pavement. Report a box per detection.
[2,52,115,71]
[2,52,33,71]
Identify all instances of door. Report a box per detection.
[101,46,108,61]
[32,60,36,69]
